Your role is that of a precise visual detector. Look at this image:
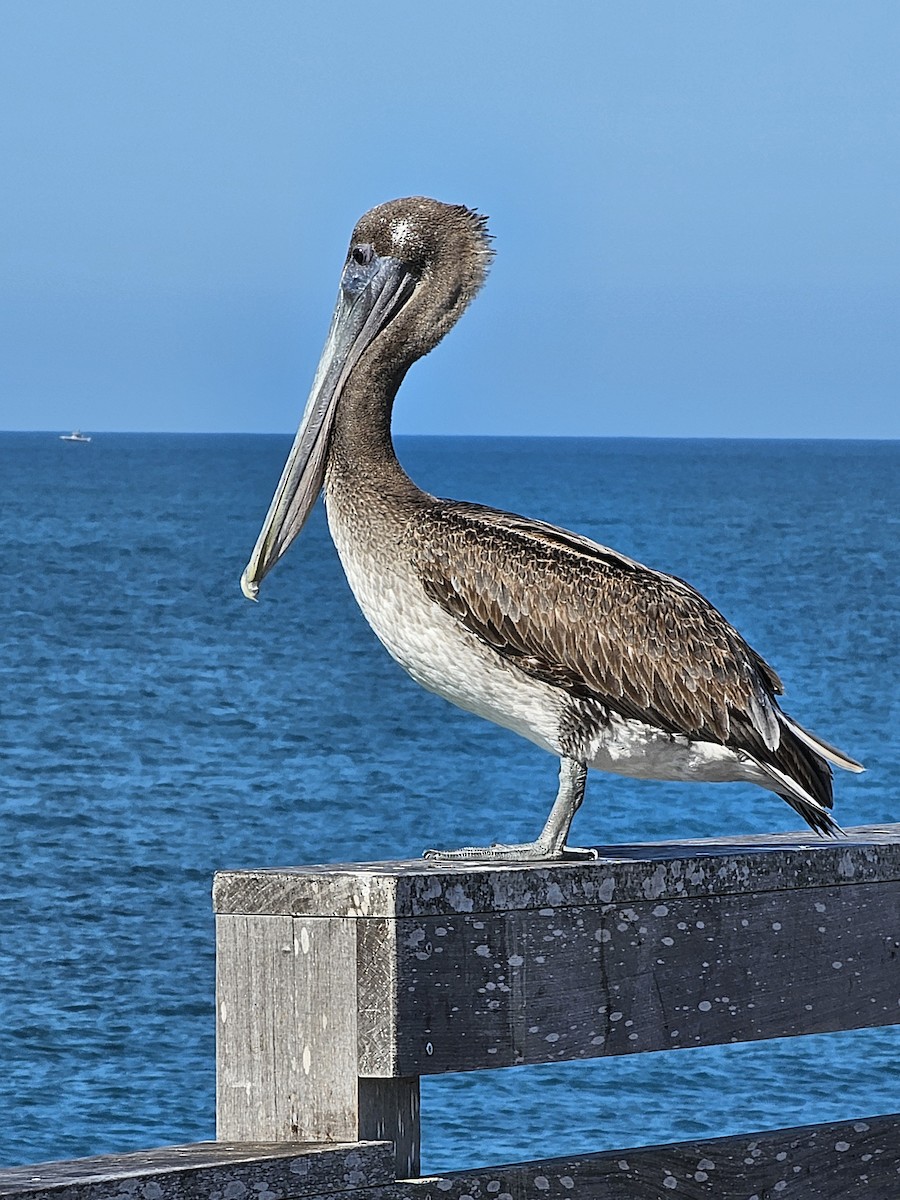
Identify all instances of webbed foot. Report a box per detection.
[423,841,598,863]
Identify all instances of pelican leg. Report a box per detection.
[423,757,597,862]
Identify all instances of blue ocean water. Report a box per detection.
[0,432,897,1171]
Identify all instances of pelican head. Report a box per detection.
[241,197,493,599]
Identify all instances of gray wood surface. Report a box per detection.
[0,1141,393,1200]
[362,879,900,1074]
[216,915,421,1177]
[4,1114,895,1199]
[357,919,401,1077]
[370,1112,900,1197]
[212,828,900,1182]
[357,1080,419,1185]
[216,914,359,1141]
[213,825,900,919]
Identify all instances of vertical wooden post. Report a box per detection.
[358,1078,420,1180]
[215,911,420,1179]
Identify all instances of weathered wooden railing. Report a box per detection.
[2,825,899,1199]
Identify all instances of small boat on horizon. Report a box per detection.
[59,431,92,443]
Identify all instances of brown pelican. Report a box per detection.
[241,196,863,860]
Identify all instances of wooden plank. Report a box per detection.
[213,825,900,919]
[0,1141,394,1200]
[216,914,294,1138]
[355,922,423,1174]
[1,1117,895,1199]
[216,915,421,1178]
[216,915,359,1142]
[358,1079,420,1182]
[360,880,900,1074]
[286,916,360,1142]
[213,833,898,1177]
[368,1113,900,1198]
[357,919,401,1077]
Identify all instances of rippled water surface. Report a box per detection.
[0,433,897,1170]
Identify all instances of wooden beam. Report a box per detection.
[373,878,899,1073]
[368,1112,900,1197]
[212,826,900,920]
[216,914,359,1142]
[1,1115,896,1199]
[0,1141,394,1200]
[358,1079,420,1185]
[214,826,900,1079]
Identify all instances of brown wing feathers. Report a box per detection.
[415,501,849,830]
[416,502,786,759]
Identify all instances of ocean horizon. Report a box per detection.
[11,429,900,440]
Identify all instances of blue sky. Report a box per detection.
[2,2,897,437]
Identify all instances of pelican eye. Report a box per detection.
[341,243,383,297]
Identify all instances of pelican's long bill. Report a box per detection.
[240,249,416,600]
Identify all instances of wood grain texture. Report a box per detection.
[216,915,359,1142]
[357,920,400,1077]
[2,1118,896,1199]
[216,914,294,1138]
[358,1080,420,1182]
[216,916,421,1177]
[215,833,900,1079]
[212,832,899,1184]
[363,880,900,1075]
[367,1113,900,1198]
[0,1141,394,1200]
[213,825,900,919]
